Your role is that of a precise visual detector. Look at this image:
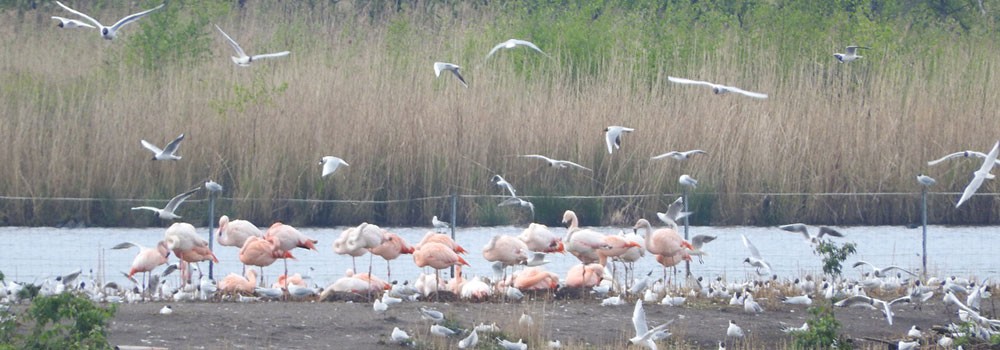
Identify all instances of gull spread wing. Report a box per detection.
[520,154,554,163]
[817,226,844,238]
[161,134,185,155]
[449,69,468,87]
[251,51,291,61]
[667,76,716,88]
[485,42,507,59]
[52,16,96,28]
[741,234,762,260]
[927,151,987,166]
[55,1,104,28]
[726,85,768,99]
[690,235,716,249]
[215,25,247,58]
[111,242,141,250]
[557,160,592,171]
[650,151,678,160]
[957,140,1000,207]
[632,299,648,337]
[779,223,810,240]
[164,187,200,213]
[109,3,164,31]
[511,39,546,55]
[140,140,164,155]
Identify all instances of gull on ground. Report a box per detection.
[726,320,744,338]
[956,140,1000,207]
[907,325,923,338]
[630,300,676,350]
[604,126,634,154]
[141,134,185,161]
[679,174,698,188]
[651,150,707,161]
[917,174,936,186]
[52,16,95,29]
[215,25,290,67]
[519,313,533,327]
[778,223,845,244]
[496,337,528,350]
[431,215,450,231]
[781,294,813,305]
[834,45,870,63]
[491,175,517,197]
[159,305,172,315]
[391,327,410,344]
[601,296,625,306]
[519,154,592,171]
[741,234,772,275]
[667,76,768,99]
[852,261,917,278]
[485,39,549,60]
[420,306,445,323]
[131,187,200,220]
[319,156,349,177]
[433,62,468,88]
[780,322,809,334]
[458,329,479,348]
[54,1,164,40]
[430,324,458,337]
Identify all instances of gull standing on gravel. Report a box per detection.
[927,149,1000,166]
[52,16,95,29]
[833,45,870,63]
[741,234,771,275]
[319,156,349,177]
[459,329,479,348]
[778,223,845,244]
[159,305,173,315]
[420,306,445,323]
[667,76,768,99]
[216,25,290,67]
[491,175,517,197]
[651,150,708,161]
[485,39,549,59]
[390,327,410,344]
[907,325,923,338]
[956,140,1000,207]
[497,337,528,350]
[54,1,164,40]
[433,62,468,88]
[141,134,185,161]
[917,174,936,186]
[430,324,458,337]
[604,126,634,154]
[519,154,592,171]
[131,187,200,220]
[679,174,698,189]
[630,300,676,350]
[726,320,744,338]
[781,294,813,306]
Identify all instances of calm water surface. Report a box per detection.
[1,225,996,287]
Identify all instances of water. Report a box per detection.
[0,225,996,287]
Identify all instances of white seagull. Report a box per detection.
[907,325,923,338]
[204,180,223,193]
[833,46,870,63]
[433,62,468,88]
[679,174,698,189]
[319,156,349,177]
[496,337,528,350]
[657,196,692,228]
[458,329,479,348]
[630,300,675,350]
[726,320,744,338]
[687,234,717,263]
[141,134,185,161]
[781,294,813,306]
[604,126,634,154]
[956,140,1000,207]
[430,324,458,337]
[778,223,845,244]
[499,197,534,217]
[834,295,911,325]
[390,327,410,344]
[519,154,592,171]
[927,149,1000,166]
[131,187,200,220]
[917,174,936,186]
[491,175,517,197]
[852,261,917,278]
[52,16,95,29]
[651,150,708,161]
[215,25,290,67]
[159,305,173,315]
[524,252,550,267]
[485,39,548,59]
[741,234,771,275]
[54,1,164,40]
[667,76,768,99]
[431,215,450,231]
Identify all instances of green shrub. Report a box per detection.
[123,0,229,72]
[793,304,850,349]
[2,293,117,350]
[813,241,857,277]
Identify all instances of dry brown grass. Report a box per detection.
[2,4,1000,227]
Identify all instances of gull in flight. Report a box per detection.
[917,174,936,186]
[131,187,200,220]
[852,261,917,278]
[834,295,910,325]
[833,46,870,63]
[491,175,517,197]
[630,299,676,350]
[485,39,548,60]
[141,134,185,161]
[688,234,717,263]
[215,25,290,67]
[741,234,771,275]
[657,197,692,229]
[519,154,591,171]
[679,174,698,189]
[499,197,535,217]
[778,223,844,244]
[605,126,634,154]
[651,150,708,161]
[433,62,468,88]
[52,16,94,29]
[956,140,1000,207]
[667,76,768,99]
[319,156,349,177]
[54,1,164,40]
[927,149,1000,166]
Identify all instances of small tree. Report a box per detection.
[813,240,857,277]
[793,304,851,349]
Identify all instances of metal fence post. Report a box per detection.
[450,193,457,278]
[921,186,928,279]
[208,192,216,280]
[683,188,690,277]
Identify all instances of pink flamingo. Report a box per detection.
[518,223,565,253]
[346,223,389,286]
[564,263,604,288]
[483,234,529,281]
[512,266,559,291]
[219,269,257,295]
[264,222,317,277]
[272,273,307,289]
[561,210,611,264]
[370,231,415,280]
[164,223,218,285]
[240,236,295,285]
[333,226,368,271]
[216,215,263,248]
[417,231,468,255]
[633,218,694,281]
[112,240,170,290]
[414,242,470,297]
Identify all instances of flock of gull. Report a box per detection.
[9,2,998,349]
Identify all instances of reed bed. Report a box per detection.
[1,2,999,227]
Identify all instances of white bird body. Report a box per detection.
[52,16,95,29]
[431,215,450,231]
[678,174,698,189]
[834,295,911,325]
[957,140,1000,207]
[656,197,692,229]
[741,234,772,275]
[780,322,809,333]
[852,261,916,278]
[907,325,923,338]
[486,39,548,59]
[519,154,592,171]
[420,307,445,323]
[917,174,936,186]
[834,45,869,63]
[604,126,634,154]
[651,150,707,161]
[667,76,768,99]
[205,180,223,192]
[743,293,764,313]
[727,320,744,338]
[373,298,388,314]
[55,1,164,40]
[131,187,200,220]
[496,337,528,350]
[140,134,185,161]
[390,327,410,344]
[458,329,479,348]
[499,197,535,217]
[781,294,813,305]
[927,149,1000,166]
[159,305,173,315]
[601,296,625,306]
[430,324,458,337]
[319,156,349,177]
[519,313,534,327]
[491,175,517,197]
[630,300,675,350]
[216,25,290,67]
[474,323,500,333]
[433,62,468,88]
